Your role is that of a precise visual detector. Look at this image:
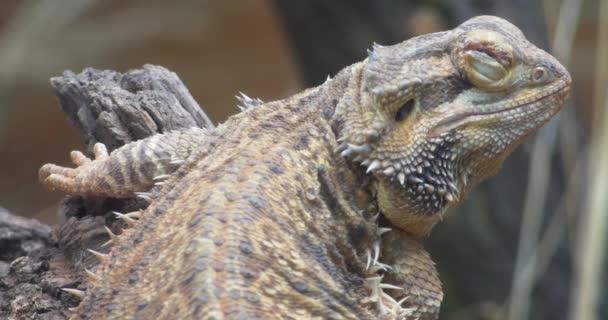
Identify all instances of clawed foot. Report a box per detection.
[39,143,109,194]
[364,232,417,319]
[366,274,415,319]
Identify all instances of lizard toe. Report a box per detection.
[70,150,92,166]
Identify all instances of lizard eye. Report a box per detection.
[395,99,414,122]
[451,30,514,90]
[464,50,507,89]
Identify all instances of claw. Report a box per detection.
[381,290,398,305]
[397,296,410,305]
[394,297,416,317]
[379,283,403,290]
[372,242,380,267]
[366,249,372,270]
[370,262,392,272]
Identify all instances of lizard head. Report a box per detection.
[333,15,571,237]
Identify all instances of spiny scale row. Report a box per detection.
[337,132,460,213]
[61,209,143,304]
[61,208,144,300]
[61,173,170,309]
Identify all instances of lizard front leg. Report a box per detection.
[378,230,443,320]
[39,127,208,198]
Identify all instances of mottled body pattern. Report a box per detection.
[40,17,570,319]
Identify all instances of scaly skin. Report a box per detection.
[39,16,570,319]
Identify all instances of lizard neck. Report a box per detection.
[265,60,379,215]
[294,61,375,205]
[251,63,380,249]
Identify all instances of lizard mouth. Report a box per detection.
[432,79,570,134]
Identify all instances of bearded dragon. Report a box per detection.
[39,16,571,319]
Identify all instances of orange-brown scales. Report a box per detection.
[40,16,570,320]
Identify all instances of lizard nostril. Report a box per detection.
[395,99,415,122]
[532,66,548,83]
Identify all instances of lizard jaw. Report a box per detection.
[431,78,571,135]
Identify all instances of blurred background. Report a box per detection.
[0,0,606,319]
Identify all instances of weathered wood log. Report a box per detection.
[50,64,214,152]
[0,207,51,262]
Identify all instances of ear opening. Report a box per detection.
[395,99,415,122]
